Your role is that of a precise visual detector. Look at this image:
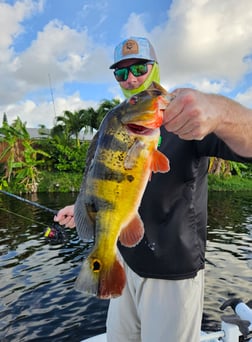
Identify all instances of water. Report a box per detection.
[0,191,252,341]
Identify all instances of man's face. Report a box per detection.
[114,58,153,90]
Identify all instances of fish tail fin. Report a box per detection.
[75,254,126,299]
[151,149,170,173]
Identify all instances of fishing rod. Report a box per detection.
[0,190,66,244]
[0,190,57,215]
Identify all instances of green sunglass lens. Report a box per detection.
[130,64,148,76]
[114,68,128,81]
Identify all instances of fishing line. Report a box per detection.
[0,206,48,226]
[0,190,66,244]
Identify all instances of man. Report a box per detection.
[55,37,252,341]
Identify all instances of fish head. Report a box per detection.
[121,82,170,136]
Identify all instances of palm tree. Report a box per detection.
[52,99,121,144]
[96,99,120,128]
[55,110,87,146]
[79,107,98,133]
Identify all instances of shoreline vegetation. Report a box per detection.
[208,174,252,192]
[35,172,252,193]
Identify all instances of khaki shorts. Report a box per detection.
[106,263,204,342]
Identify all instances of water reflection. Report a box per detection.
[203,191,252,331]
[0,191,252,341]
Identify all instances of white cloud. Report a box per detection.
[121,13,149,38]
[235,87,252,108]
[15,20,91,85]
[0,0,44,51]
[152,0,252,89]
[0,17,111,106]
[17,19,111,85]
[0,93,97,128]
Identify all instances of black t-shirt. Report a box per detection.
[118,127,252,280]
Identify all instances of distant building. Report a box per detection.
[26,127,96,141]
[77,128,97,142]
[27,128,51,139]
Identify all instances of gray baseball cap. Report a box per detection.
[110,37,158,69]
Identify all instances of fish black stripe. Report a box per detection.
[99,132,130,152]
[86,196,115,213]
[93,161,127,183]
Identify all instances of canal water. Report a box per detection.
[0,191,252,341]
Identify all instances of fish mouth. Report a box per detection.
[126,123,153,135]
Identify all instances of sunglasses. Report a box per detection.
[114,61,154,82]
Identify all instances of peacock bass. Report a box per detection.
[74,82,172,299]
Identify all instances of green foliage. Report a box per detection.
[38,171,83,192]
[0,117,49,192]
[243,162,252,179]
[0,117,27,182]
[11,141,49,192]
[95,98,120,129]
[209,157,248,177]
[208,174,252,191]
[50,141,90,172]
[55,110,86,147]
[37,98,120,174]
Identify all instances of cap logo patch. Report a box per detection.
[122,39,139,56]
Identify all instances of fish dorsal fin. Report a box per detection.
[151,149,170,173]
[119,213,144,247]
[74,193,95,241]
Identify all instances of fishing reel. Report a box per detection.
[44,222,66,244]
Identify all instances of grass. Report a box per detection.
[208,174,252,191]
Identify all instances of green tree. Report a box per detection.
[0,117,49,192]
[80,98,121,131]
[51,98,121,144]
[55,110,87,147]
[96,98,120,128]
[2,112,8,124]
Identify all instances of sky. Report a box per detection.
[0,0,252,128]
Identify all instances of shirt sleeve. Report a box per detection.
[194,133,252,163]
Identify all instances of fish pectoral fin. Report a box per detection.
[119,213,144,247]
[74,196,95,241]
[151,149,170,173]
[75,255,126,299]
[124,139,145,170]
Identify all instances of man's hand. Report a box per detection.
[54,204,76,228]
[163,88,252,157]
[164,88,220,141]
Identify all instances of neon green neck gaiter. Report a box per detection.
[120,62,160,99]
